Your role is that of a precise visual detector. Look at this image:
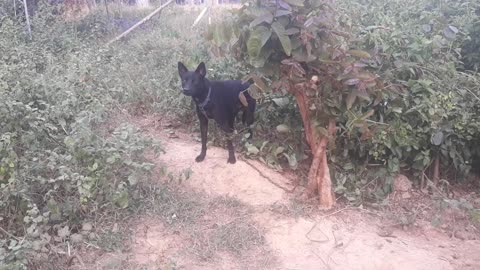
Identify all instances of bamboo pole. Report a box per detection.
[22,0,32,40]
[192,6,208,28]
[106,0,174,46]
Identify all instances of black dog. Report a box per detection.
[177,62,256,164]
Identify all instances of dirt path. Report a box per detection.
[121,116,480,270]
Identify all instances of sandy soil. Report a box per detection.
[80,115,480,270]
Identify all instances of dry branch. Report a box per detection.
[106,0,174,46]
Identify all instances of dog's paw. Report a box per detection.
[195,155,205,162]
[227,156,236,164]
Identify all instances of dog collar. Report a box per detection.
[197,87,212,118]
[199,86,212,110]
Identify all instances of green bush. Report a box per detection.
[205,0,480,202]
[0,4,164,267]
[337,0,480,178]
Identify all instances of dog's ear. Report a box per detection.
[195,62,206,77]
[178,62,188,77]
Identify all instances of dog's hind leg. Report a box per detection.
[225,118,236,164]
[195,111,208,162]
[245,98,256,140]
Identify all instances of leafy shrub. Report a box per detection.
[205,0,480,204]
[461,9,480,71]
[338,0,480,179]
[0,4,162,267]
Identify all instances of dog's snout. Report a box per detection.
[182,88,192,95]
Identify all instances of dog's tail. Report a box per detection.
[240,86,256,126]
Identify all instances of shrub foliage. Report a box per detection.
[206,0,480,194]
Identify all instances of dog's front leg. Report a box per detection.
[196,111,208,162]
[225,119,236,164]
[226,133,236,164]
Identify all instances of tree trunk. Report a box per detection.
[293,89,336,209]
[22,0,32,39]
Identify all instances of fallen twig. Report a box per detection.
[305,222,329,243]
[312,249,332,270]
[0,226,20,241]
[319,206,351,218]
[242,158,296,193]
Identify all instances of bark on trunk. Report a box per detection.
[292,88,336,209]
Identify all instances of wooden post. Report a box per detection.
[104,0,110,18]
[192,6,208,28]
[106,0,175,46]
[207,0,212,25]
[22,0,32,39]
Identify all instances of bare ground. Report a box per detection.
[70,114,480,270]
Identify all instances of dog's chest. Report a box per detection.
[197,102,215,119]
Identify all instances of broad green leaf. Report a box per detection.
[271,22,292,56]
[247,32,262,58]
[58,118,67,132]
[346,92,357,110]
[57,226,70,238]
[282,153,298,169]
[448,25,459,33]
[292,48,316,62]
[272,97,289,107]
[283,0,304,6]
[260,141,269,151]
[344,78,360,85]
[247,27,272,61]
[128,173,138,185]
[276,124,290,133]
[249,47,274,68]
[47,198,61,221]
[274,146,285,155]
[275,10,292,17]
[213,24,226,45]
[114,191,129,209]
[443,26,457,40]
[247,145,260,155]
[64,136,75,148]
[249,12,274,28]
[348,50,371,58]
[360,109,375,120]
[422,24,432,32]
[431,131,444,146]
[285,28,299,35]
[256,26,272,48]
[471,209,480,224]
[343,163,354,170]
[387,158,400,173]
[316,126,329,138]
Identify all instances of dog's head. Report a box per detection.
[177,62,207,97]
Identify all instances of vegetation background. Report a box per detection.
[1,0,479,268]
